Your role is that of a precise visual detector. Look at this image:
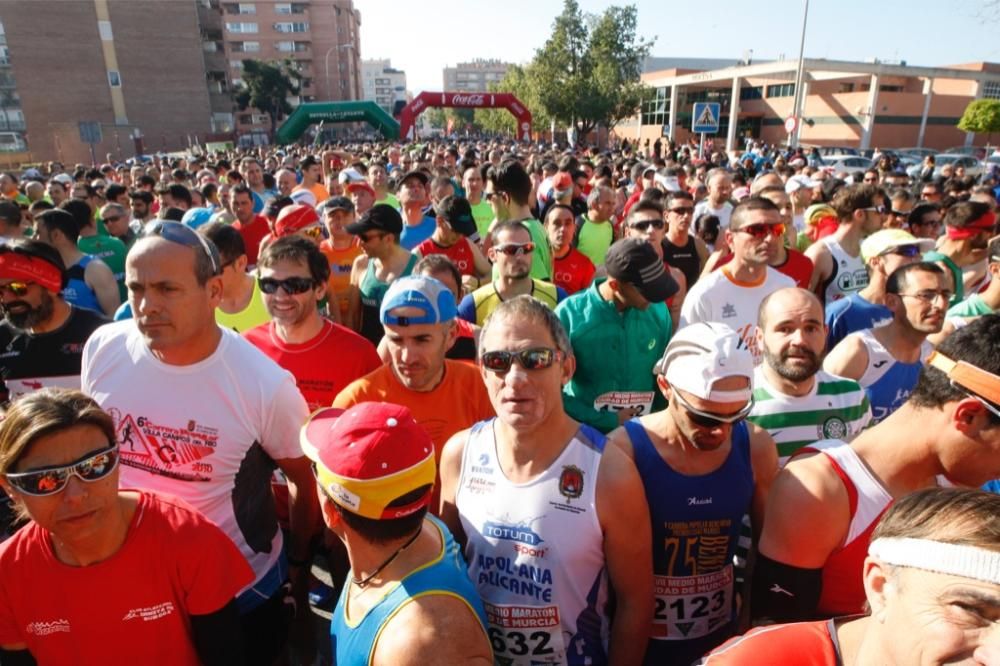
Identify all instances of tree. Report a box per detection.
[525,0,653,139]
[958,99,1000,144]
[233,59,303,141]
[475,65,552,136]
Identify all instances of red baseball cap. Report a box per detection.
[300,403,436,520]
[274,203,320,237]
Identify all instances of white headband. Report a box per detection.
[869,537,1000,584]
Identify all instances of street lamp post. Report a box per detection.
[324,43,354,102]
[789,0,810,149]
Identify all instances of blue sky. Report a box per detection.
[356,0,998,93]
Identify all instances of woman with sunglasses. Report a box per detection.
[0,388,253,665]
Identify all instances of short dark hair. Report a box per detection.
[414,255,461,295]
[491,219,532,245]
[665,190,694,207]
[104,183,126,202]
[257,235,330,285]
[129,189,153,204]
[628,199,664,222]
[730,196,779,230]
[943,200,993,229]
[544,204,575,224]
[831,183,883,220]
[59,198,93,233]
[168,184,192,207]
[230,184,253,201]
[487,160,532,206]
[908,201,940,228]
[161,207,185,222]
[0,201,20,229]
[37,208,81,243]
[885,261,945,295]
[199,221,245,265]
[910,314,1000,410]
[331,484,431,545]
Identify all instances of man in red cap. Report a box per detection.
[0,239,107,401]
[273,203,326,247]
[301,402,492,665]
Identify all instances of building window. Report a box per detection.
[879,85,904,93]
[226,22,258,33]
[274,22,308,33]
[740,86,762,100]
[230,59,244,69]
[274,2,292,13]
[982,80,1000,100]
[107,70,122,88]
[765,83,795,98]
[243,41,259,52]
[276,41,294,52]
[238,3,255,14]
[838,82,855,93]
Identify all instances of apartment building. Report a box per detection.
[442,59,510,92]
[361,58,407,114]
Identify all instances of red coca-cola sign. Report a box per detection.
[449,93,485,106]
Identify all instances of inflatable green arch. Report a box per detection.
[275,101,400,144]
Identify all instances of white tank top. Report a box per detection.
[821,238,868,303]
[457,419,610,665]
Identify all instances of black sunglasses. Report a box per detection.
[143,220,221,275]
[257,276,316,295]
[629,218,665,231]
[480,348,561,373]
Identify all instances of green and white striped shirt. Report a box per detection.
[748,367,871,465]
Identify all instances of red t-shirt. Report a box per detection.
[233,214,270,266]
[700,619,841,665]
[0,491,252,666]
[415,236,478,277]
[244,319,381,412]
[553,247,596,295]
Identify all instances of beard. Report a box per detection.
[4,291,54,330]
[765,345,821,382]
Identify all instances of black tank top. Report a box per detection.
[662,235,700,289]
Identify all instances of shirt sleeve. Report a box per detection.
[258,372,310,462]
[457,294,477,324]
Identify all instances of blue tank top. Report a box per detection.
[854,328,928,424]
[623,419,753,666]
[330,515,488,666]
[63,255,103,314]
[358,253,417,346]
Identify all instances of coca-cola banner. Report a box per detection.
[398,91,533,142]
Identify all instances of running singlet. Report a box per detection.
[461,279,561,327]
[624,419,753,666]
[662,235,701,291]
[748,367,871,466]
[63,255,102,313]
[812,441,892,616]
[330,516,488,666]
[698,618,844,665]
[457,420,610,665]
[819,238,867,304]
[576,217,614,267]
[852,329,930,425]
[215,277,270,333]
[320,240,362,321]
[358,254,417,345]
[414,236,478,277]
[552,247,596,295]
[0,306,108,401]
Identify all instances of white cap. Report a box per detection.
[338,167,365,185]
[654,322,754,403]
[290,189,317,208]
[654,173,681,192]
[785,174,818,193]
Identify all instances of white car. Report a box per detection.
[822,156,875,172]
[905,153,984,180]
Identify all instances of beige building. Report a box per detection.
[443,59,510,92]
[632,58,1000,152]
[361,58,407,114]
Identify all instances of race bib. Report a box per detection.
[593,391,654,416]
[651,565,733,641]
[484,602,565,665]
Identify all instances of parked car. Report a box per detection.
[822,155,875,172]
[944,145,987,159]
[905,153,984,180]
[817,145,860,157]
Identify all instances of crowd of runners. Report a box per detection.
[0,136,996,665]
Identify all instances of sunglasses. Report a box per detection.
[629,218,665,231]
[480,347,561,373]
[143,220,221,274]
[669,207,695,215]
[103,215,123,223]
[862,206,887,214]
[257,276,316,295]
[0,281,32,296]
[5,444,119,496]
[736,222,786,239]
[301,225,325,241]
[494,242,534,256]
[881,244,921,258]
[673,390,755,429]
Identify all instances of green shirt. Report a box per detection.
[470,200,493,239]
[556,279,672,433]
[576,215,614,267]
[947,293,995,318]
[923,251,964,306]
[376,193,399,209]
[78,234,127,301]
[215,277,270,333]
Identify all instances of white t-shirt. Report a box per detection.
[679,266,795,364]
[693,200,734,231]
[82,321,309,588]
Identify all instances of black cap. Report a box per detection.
[434,195,477,237]
[399,169,430,188]
[345,203,403,237]
[604,239,679,303]
[321,196,355,213]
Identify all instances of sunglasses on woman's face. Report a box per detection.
[5,444,119,496]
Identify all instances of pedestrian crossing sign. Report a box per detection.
[692,102,721,133]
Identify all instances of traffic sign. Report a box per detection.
[784,116,798,134]
[692,102,720,134]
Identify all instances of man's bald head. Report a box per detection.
[751,172,783,195]
[758,287,823,329]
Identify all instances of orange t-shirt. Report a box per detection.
[332,360,495,509]
[295,182,330,204]
[699,619,842,665]
[320,239,362,320]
